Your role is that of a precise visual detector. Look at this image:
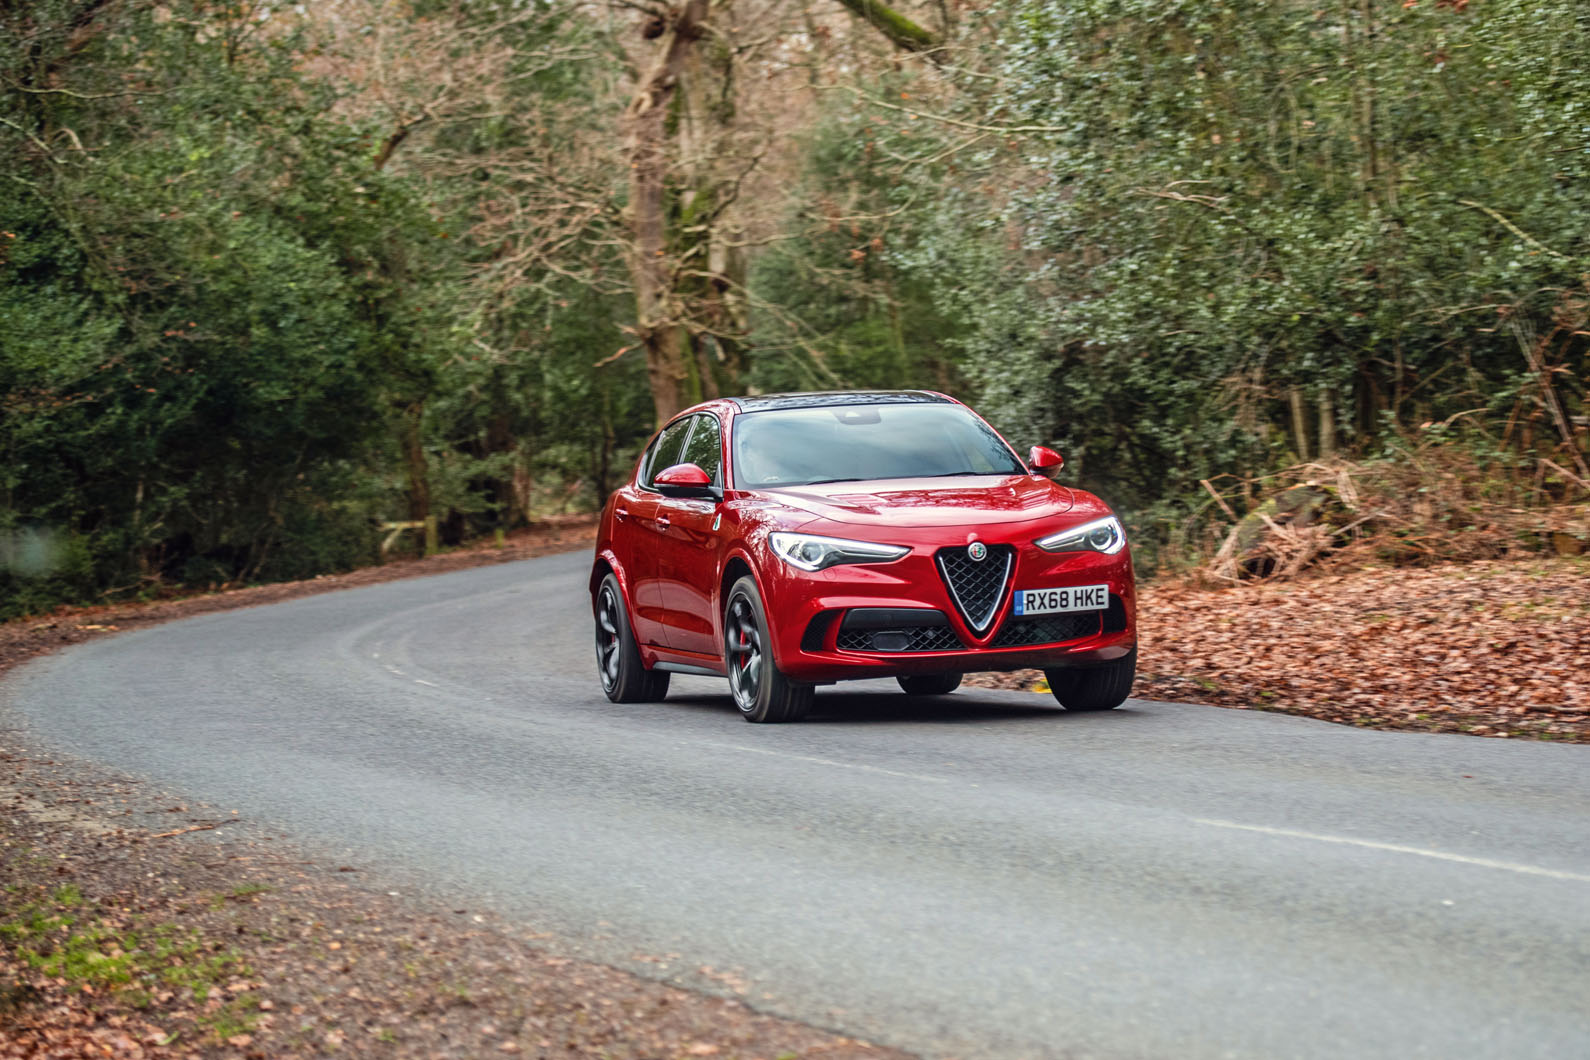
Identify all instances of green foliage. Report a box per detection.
[0,0,648,612]
[747,78,971,395]
[0,2,435,612]
[5,0,1586,606]
[927,0,1590,531]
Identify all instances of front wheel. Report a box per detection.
[594,573,670,704]
[723,576,812,723]
[897,673,962,696]
[1044,647,1136,712]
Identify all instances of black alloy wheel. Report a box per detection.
[896,673,962,696]
[594,573,670,703]
[724,575,813,723]
[1044,647,1136,711]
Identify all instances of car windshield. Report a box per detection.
[731,403,1026,488]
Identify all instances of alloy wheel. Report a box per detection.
[725,592,763,712]
[595,582,623,693]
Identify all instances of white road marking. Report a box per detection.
[413,679,439,688]
[1193,817,1590,883]
[704,741,951,784]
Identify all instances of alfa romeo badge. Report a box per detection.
[968,541,988,562]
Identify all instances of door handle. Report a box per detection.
[615,507,629,521]
[656,515,671,529]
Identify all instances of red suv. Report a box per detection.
[591,391,1137,722]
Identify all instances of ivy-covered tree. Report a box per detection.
[940,0,1589,513]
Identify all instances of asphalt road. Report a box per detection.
[5,550,1589,1059]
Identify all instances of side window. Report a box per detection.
[642,417,693,489]
[679,414,722,483]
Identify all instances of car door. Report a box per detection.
[654,413,726,658]
[619,416,693,646]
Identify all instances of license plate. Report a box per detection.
[1011,584,1109,617]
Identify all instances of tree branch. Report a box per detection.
[832,0,940,54]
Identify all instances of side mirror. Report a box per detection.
[1028,446,1064,473]
[654,462,719,499]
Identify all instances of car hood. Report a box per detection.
[756,475,1077,529]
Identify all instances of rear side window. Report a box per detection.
[642,417,694,489]
[679,414,723,483]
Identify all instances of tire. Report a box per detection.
[594,573,670,704]
[723,576,813,723]
[896,673,962,696]
[1044,647,1136,712]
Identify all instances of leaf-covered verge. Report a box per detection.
[969,558,1590,743]
[0,749,912,1060]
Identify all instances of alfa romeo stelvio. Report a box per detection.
[590,391,1137,722]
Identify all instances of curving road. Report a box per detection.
[4,550,1589,1059]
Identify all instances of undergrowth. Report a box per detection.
[1146,428,1590,581]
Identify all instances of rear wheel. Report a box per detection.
[594,573,670,703]
[724,576,812,723]
[896,673,962,696]
[1044,647,1136,712]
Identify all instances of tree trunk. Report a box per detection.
[403,400,430,525]
[619,0,945,425]
[625,0,709,426]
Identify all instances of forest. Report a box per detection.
[3,0,1587,617]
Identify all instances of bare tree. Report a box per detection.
[617,0,943,424]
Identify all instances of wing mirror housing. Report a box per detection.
[1028,445,1064,473]
[654,462,720,499]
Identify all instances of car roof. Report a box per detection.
[728,390,953,413]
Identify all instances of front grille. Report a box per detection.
[935,545,1014,634]
[991,612,1101,648]
[836,625,964,653]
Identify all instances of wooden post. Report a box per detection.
[1318,388,1336,458]
[423,515,439,557]
[1289,386,1311,461]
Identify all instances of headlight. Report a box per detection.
[1035,516,1126,555]
[768,532,909,572]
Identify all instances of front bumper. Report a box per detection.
[760,540,1137,683]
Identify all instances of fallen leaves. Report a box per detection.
[971,557,1589,740]
[1137,559,1589,738]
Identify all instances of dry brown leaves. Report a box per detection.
[0,996,179,1060]
[1134,558,1590,739]
[973,557,1590,740]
